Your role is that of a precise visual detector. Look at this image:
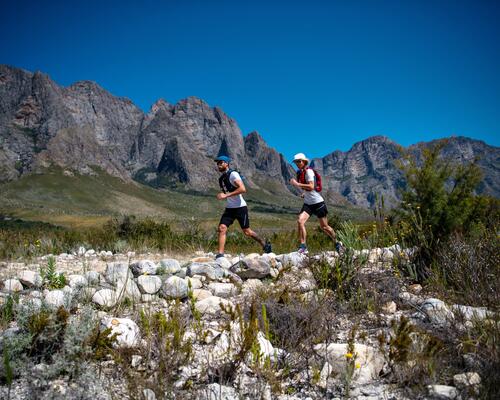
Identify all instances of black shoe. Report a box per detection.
[215,253,225,260]
[335,241,345,254]
[263,240,272,254]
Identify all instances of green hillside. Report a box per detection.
[0,167,370,229]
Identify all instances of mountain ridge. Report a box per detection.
[1,64,498,208]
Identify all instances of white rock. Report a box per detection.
[137,275,162,294]
[195,296,234,316]
[115,279,142,302]
[161,276,188,299]
[451,304,493,321]
[84,249,96,257]
[187,263,225,280]
[159,259,181,274]
[143,388,156,400]
[421,298,454,327]
[453,372,481,389]
[192,289,212,301]
[77,246,86,256]
[130,260,158,276]
[185,277,203,290]
[208,282,238,298]
[215,257,232,269]
[426,384,459,399]
[45,290,66,308]
[100,317,140,348]
[317,361,333,389]
[381,301,397,314]
[313,342,385,384]
[3,279,23,293]
[68,274,88,288]
[18,270,42,288]
[277,252,308,268]
[131,354,143,368]
[85,271,101,285]
[92,289,118,308]
[105,262,131,284]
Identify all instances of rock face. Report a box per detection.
[314,135,500,207]
[0,65,294,196]
[1,65,498,207]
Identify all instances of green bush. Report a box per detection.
[395,139,487,280]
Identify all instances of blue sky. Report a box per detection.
[1,0,499,160]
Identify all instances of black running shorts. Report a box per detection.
[219,206,250,229]
[300,202,328,218]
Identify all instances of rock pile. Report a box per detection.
[0,245,491,399]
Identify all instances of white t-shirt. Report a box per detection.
[226,171,247,208]
[303,169,324,205]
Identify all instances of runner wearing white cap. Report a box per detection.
[289,153,341,254]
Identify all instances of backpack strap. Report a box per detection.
[297,167,309,184]
[219,169,236,193]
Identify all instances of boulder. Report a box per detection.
[115,279,142,302]
[137,275,162,294]
[426,385,459,399]
[19,270,42,288]
[207,282,238,298]
[3,279,23,293]
[230,258,270,279]
[161,276,188,299]
[45,290,66,308]
[195,296,234,316]
[192,289,212,301]
[277,252,308,268]
[159,259,181,275]
[105,262,131,284]
[187,262,225,280]
[100,317,140,348]
[130,260,158,276]
[92,289,118,308]
[453,372,481,390]
[420,298,454,327]
[68,274,88,288]
[313,342,384,384]
[85,271,101,285]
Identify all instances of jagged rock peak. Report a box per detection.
[149,98,172,113]
[351,135,396,148]
[245,131,265,144]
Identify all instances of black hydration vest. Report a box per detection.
[219,169,237,193]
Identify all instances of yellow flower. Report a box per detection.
[355,363,361,369]
[345,353,353,359]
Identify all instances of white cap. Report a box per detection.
[293,153,309,163]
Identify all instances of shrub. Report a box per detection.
[431,230,500,309]
[395,140,485,280]
[39,256,66,289]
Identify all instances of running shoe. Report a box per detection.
[263,240,272,254]
[215,253,225,260]
[297,244,308,254]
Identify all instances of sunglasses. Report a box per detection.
[216,161,226,165]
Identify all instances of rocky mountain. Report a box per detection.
[313,136,499,207]
[0,65,294,197]
[1,65,498,208]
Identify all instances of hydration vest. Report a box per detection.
[297,167,322,192]
[219,169,239,193]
